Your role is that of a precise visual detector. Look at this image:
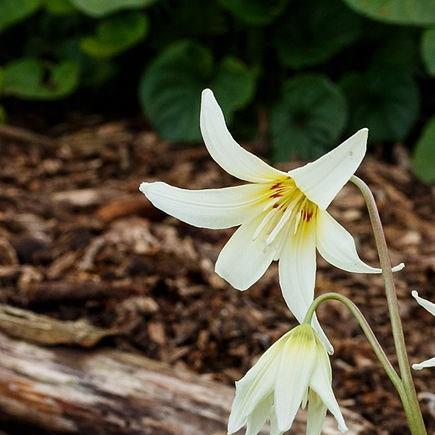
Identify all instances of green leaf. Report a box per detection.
[340,68,420,143]
[422,28,435,76]
[413,116,435,183]
[372,30,419,73]
[218,0,288,26]
[0,0,41,32]
[80,13,148,59]
[1,58,80,100]
[44,0,76,14]
[270,74,347,161]
[70,0,156,17]
[139,40,256,142]
[343,0,435,25]
[275,0,362,69]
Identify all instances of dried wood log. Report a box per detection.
[0,332,373,434]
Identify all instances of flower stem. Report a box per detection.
[350,175,426,434]
[303,292,402,393]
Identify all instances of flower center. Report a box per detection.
[252,177,317,245]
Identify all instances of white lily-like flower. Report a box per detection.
[411,291,435,370]
[140,89,403,352]
[228,324,347,435]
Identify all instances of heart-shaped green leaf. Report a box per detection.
[80,13,148,59]
[340,68,420,142]
[343,0,435,25]
[218,0,288,26]
[413,116,435,183]
[271,74,347,161]
[422,28,435,76]
[275,0,362,69]
[0,58,80,100]
[70,0,156,17]
[139,40,256,142]
[0,0,41,32]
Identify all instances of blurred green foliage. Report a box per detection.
[0,0,434,182]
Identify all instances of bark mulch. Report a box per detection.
[0,121,433,434]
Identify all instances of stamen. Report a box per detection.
[252,208,279,241]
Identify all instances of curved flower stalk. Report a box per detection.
[411,291,435,370]
[140,89,403,351]
[228,324,347,435]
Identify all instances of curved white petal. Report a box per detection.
[140,181,266,229]
[289,129,368,210]
[306,390,327,435]
[278,222,333,354]
[216,212,284,290]
[228,335,287,433]
[274,336,316,432]
[412,357,435,371]
[316,210,404,274]
[412,291,435,316]
[200,89,285,183]
[270,412,284,435]
[246,395,273,435]
[310,346,347,433]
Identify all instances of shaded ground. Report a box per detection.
[0,121,433,434]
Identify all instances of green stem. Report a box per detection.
[350,175,426,434]
[303,293,416,427]
[303,292,402,393]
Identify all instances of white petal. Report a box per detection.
[278,221,334,354]
[270,412,284,435]
[200,89,285,183]
[140,181,266,229]
[228,335,287,433]
[412,291,435,316]
[306,390,327,435]
[316,210,404,274]
[246,395,273,435]
[310,346,347,433]
[288,129,368,210]
[412,357,435,370]
[274,335,316,432]
[216,212,283,290]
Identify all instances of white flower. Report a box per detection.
[140,89,403,352]
[228,324,347,435]
[411,291,435,370]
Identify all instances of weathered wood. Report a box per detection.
[0,332,373,434]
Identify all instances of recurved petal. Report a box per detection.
[412,357,435,371]
[306,390,327,435]
[246,395,273,435]
[412,290,435,316]
[274,335,316,432]
[310,345,347,433]
[140,181,266,229]
[316,210,404,274]
[216,212,283,290]
[288,129,368,210]
[200,89,285,183]
[278,222,334,354]
[228,335,287,433]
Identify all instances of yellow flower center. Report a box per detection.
[253,177,317,245]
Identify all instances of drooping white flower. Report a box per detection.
[411,291,435,370]
[140,89,403,352]
[227,324,347,435]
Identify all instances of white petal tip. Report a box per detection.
[201,88,214,100]
[339,423,348,433]
[411,290,419,299]
[412,363,423,371]
[215,267,249,291]
[327,348,334,356]
[139,182,150,194]
[392,262,405,272]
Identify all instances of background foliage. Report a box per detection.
[0,0,434,182]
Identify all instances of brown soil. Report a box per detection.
[0,121,434,434]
